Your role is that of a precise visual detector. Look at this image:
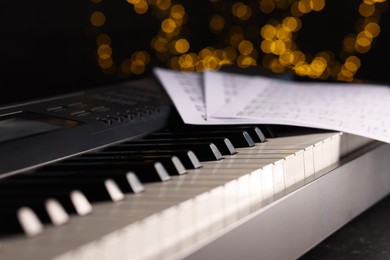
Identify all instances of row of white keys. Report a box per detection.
[54,132,339,260]
[4,132,374,260]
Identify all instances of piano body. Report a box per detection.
[0,77,389,260]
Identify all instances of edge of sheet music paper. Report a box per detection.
[153,67,390,144]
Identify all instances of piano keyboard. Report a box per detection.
[1,123,389,260]
[1,77,390,260]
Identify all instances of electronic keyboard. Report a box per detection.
[0,77,389,260]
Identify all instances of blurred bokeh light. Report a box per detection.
[89,0,389,83]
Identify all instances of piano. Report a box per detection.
[0,76,389,260]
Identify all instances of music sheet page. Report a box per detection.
[212,77,390,143]
[154,67,256,125]
[153,67,208,124]
[204,70,255,119]
[154,67,390,143]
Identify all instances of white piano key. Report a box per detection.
[313,141,324,175]
[207,186,225,234]
[122,222,141,260]
[294,150,306,187]
[235,148,299,154]
[330,133,342,164]
[236,174,252,218]
[303,145,315,183]
[272,159,286,198]
[223,180,239,226]
[321,137,332,168]
[222,157,283,165]
[159,207,179,259]
[228,153,290,159]
[194,193,211,242]
[177,200,195,251]
[284,154,296,193]
[98,231,127,260]
[53,243,95,260]
[261,165,274,204]
[249,169,263,207]
[201,161,273,170]
[139,214,162,260]
[263,132,339,145]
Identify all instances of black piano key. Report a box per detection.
[0,206,43,237]
[65,154,187,175]
[260,125,277,138]
[145,130,255,147]
[85,149,203,169]
[171,124,275,139]
[42,160,171,183]
[159,125,267,143]
[0,187,92,216]
[0,177,125,202]
[105,143,223,161]
[235,126,267,143]
[138,137,237,155]
[28,170,145,194]
[0,195,69,226]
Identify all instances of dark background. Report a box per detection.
[0,1,389,106]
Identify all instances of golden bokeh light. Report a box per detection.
[344,56,361,71]
[130,59,146,74]
[90,0,388,81]
[90,11,106,27]
[259,0,276,13]
[174,39,190,53]
[151,36,169,52]
[98,56,113,70]
[359,2,376,17]
[161,18,177,33]
[96,34,111,46]
[270,40,286,55]
[133,0,149,14]
[269,58,285,73]
[298,0,312,14]
[282,17,301,32]
[261,25,277,40]
[310,0,326,11]
[356,31,373,47]
[170,4,185,19]
[210,15,225,32]
[364,22,381,37]
[132,51,150,64]
[97,44,112,59]
[238,40,254,55]
[343,34,357,52]
[237,55,257,68]
[279,50,295,66]
[232,2,252,20]
[156,0,171,10]
[202,55,221,70]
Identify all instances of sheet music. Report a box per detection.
[153,67,256,125]
[154,67,390,143]
[204,70,254,119]
[212,77,390,143]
